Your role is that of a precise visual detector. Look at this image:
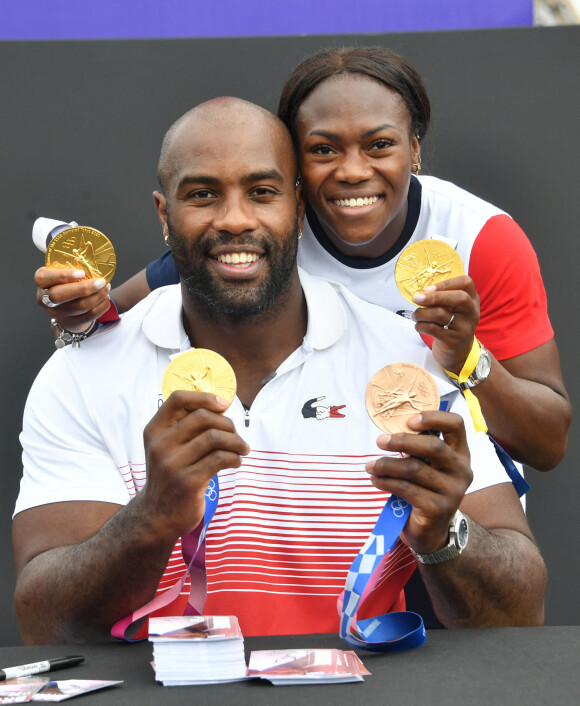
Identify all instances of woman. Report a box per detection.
[35,47,571,470]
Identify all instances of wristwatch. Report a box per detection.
[410,510,469,565]
[459,342,491,389]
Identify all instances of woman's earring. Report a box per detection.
[164,233,169,245]
[412,158,422,174]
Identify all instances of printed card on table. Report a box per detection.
[248,649,370,685]
[0,677,48,703]
[32,680,123,701]
[149,615,242,641]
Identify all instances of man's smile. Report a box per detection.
[209,248,266,279]
[214,251,261,265]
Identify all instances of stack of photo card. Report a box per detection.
[248,649,370,685]
[149,616,248,686]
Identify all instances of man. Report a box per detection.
[14,98,546,644]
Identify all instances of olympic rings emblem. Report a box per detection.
[390,497,409,518]
[205,478,218,502]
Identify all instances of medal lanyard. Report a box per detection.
[337,399,450,652]
[111,348,220,641]
[338,494,425,652]
[111,478,219,641]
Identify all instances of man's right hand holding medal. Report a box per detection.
[141,389,249,538]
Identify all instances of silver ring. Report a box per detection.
[443,313,455,330]
[41,290,58,308]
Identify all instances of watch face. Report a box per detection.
[457,517,469,550]
[475,349,491,379]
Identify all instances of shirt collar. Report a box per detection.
[141,269,347,353]
[142,284,188,351]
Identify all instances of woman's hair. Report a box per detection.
[277,46,431,148]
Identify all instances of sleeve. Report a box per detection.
[146,250,180,290]
[15,353,131,516]
[469,214,554,360]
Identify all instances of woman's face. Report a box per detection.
[295,74,420,258]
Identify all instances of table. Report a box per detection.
[1,627,578,705]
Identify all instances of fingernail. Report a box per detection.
[72,270,86,279]
[413,292,427,303]
[379,433,392,445]
[215,396,229,406]
[94,278,107,290]
[424,285,437,292]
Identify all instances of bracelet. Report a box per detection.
[443,337,481,383]
[443,337,488,434]
[51,319,97,349]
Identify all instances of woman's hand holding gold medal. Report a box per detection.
[412,274,480,376]
[35,265,111,333]
[36,226,115,334]
[395,239,480,376]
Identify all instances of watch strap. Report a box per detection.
[414,544,461,565]
[410,510,468,565]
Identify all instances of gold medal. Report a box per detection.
[45,226,116,283]
[162,349,237,404]
[395,239,464,305]
[366,362,440,434]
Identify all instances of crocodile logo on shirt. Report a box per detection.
[301,396,346,420]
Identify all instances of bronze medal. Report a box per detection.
[45,225,116,283]
[366,362,440,434]
[395,239,464,305]
[162,348,237,404]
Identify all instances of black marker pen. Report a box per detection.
[0,655,84,681]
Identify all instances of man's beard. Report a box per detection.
[167,216,300,318]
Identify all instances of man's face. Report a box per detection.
[157,113,303,318]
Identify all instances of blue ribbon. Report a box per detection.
[339,495,426,652]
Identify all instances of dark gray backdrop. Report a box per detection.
[1,26,578,646]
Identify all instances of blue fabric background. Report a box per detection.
[2,0,533,40]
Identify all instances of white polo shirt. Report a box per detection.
[17,269,508,636]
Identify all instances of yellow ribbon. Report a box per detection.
[444,338,488,433]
